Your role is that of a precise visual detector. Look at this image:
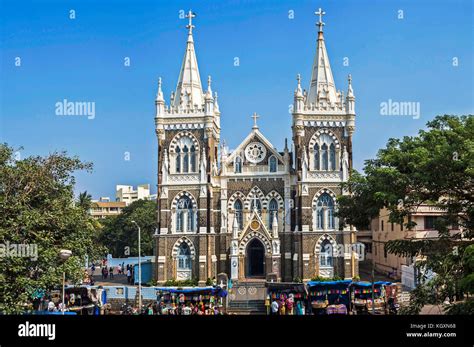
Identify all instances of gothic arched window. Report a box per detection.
[183,146,189,173]
[175,147,181,173]
[321,144,328,171]
[269,156,277,173]
[320,239,333,267]
[190,145,196,172]
[268,198,278,229]
[235,156,242,173]
[177,243,191,270]
[172,135,198,174]
[314,143,320,170]
[316,193,335,230]
[234,199,243,230]
[176,195,194,232]
[329,143,336,171]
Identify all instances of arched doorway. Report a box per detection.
[246,238,265,277]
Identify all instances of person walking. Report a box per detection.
[271,299,279,315]
[279,298,286,315]
[265,295,271,315]
[126,267,132,284]
[109,266,114,279]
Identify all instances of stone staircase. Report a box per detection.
[227,280,267,315]
[228,300,266,315]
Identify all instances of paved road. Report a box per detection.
[358,260,394,282]
[89,268,131,286]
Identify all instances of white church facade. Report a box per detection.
[153,9,358,285]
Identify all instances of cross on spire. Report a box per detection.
[315,7,326,32]
[186,10,196,33]
[252,194,258,212]
[251,112,260,129]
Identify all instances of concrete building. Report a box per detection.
[153,8,359,285]
[90,197,126,219]
[116,184,151,205]
[372,205,461,283]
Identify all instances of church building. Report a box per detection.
[153,9,358,285]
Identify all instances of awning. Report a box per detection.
[351,281,392,288]
[266,282,307,294]
[307,280,352,288]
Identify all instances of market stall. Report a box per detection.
[65,286,108,315]
[155,287,227,315]
[266,282,308,315]
[306,280,351,315]
[350,281,391,315]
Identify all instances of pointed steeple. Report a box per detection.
[172,10,204,109]
[307,8,338,105]
[346,74,355,115]
[294,74,304,112]
[155,77,165,117]
[156,77,164,102]
[205,75,213,100]
[232,215,239,239]
[272,212,278,239]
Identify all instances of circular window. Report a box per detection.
[245,142,267,163]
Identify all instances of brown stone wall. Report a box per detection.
[227,178,284,197]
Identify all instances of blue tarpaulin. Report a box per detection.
[32,311,77,315]
[307,280,352,288]
[351,281,392,287]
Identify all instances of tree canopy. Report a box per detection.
[98,199,156,257]
[0,144,104,313]
[337,115,473,314]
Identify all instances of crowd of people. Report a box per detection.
[90,259,135,284]
[267,293,307,315]
[121,293,226,315]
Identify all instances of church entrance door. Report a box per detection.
[246,238,265,278]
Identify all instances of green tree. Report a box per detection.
[337,115,473,314]
[0,144,105,313]
[77,191,92,210]
[98,199,156,257]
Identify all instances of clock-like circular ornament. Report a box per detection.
[250,220,260,231]
[245,142,267,164]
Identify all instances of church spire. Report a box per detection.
[346,74,355,115]
[307,7,338,105]
[172,10,204,109]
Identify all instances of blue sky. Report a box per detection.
[1,0,473,199]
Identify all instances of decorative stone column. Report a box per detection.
[230,217,239,280]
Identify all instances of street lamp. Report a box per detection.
[131,220,142,312]
[59,249,72,315]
